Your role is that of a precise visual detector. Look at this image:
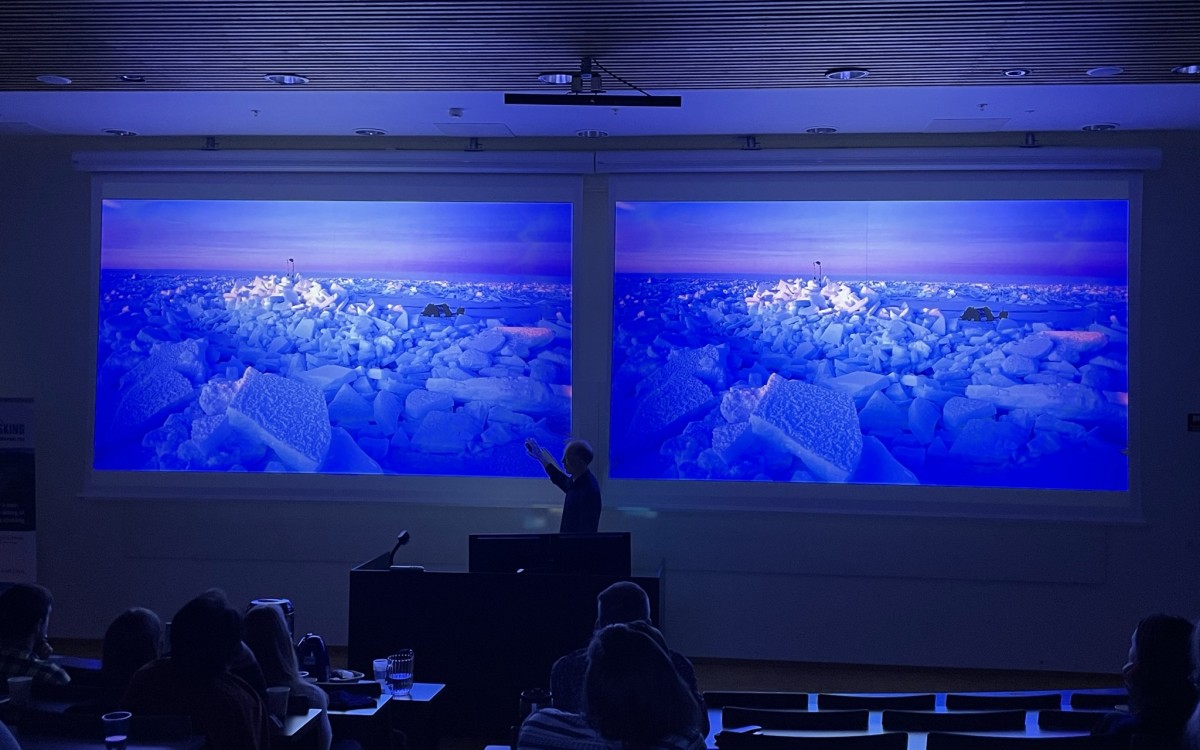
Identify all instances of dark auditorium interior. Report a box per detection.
[1,2,1199,749]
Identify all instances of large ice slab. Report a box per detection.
[965,382,1120,421]
[426,376,567,416]
[111,366,197,440]
[749,373,862,482]
[226,368,331,471]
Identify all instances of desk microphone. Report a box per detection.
[388,530,423,571]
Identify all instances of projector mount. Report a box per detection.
[505,56,682,107]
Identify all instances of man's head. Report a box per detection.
[561,440,594,477]
[0,583,53,649]
[595,581,650,630]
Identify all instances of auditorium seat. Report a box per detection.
[926,732,1122,750]
[945,692,1062,710]
[1037,710,1107,732]
[705,691,809,709]
[717,731,909,750]
[723,706,870,731]
[818,693,936,710]
[881,709,1027,732]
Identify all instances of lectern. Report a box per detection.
[348,539,660,738]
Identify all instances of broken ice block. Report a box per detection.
[226,368,331,472]
[320,427,382,473]
[409,410,479,454]
[942,396,997,433]
[964,382,1119,421]
[329,384,374,428]
[111,366,197,440]
[748,374,862,482]
[854,436,918,484]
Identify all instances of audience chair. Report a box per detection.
[818,694,936,711]
[706,691,810,710]
[926,732,1124,750]
[1068,692,1128,710]
[882,709,1027,732]
[717,731,909,750]
[1037,710,1107,732]
[724,706,870,731]
[946,693,1062,710]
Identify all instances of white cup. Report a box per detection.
[266,686,290,719]
[6,676,32,706]
[372,658,388,683]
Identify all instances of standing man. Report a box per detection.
[525,438,601,534]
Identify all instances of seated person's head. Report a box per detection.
[243,603,301,686]
[102,607,163,688]
[562,440,594,475]
[595,581,651,631]
[169,589,244,680]
[1123,613,1197,719]
[0,583,53,650]
[583,623,698,745]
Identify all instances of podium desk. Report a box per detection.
[348,555,661,738]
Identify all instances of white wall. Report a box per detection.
[2,132,1198,674]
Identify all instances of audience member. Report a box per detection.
[101,607,163,692]
[1094,613,1197,748]
[0,583,70,685]
[124,589,271,750]
[519,623,706,750]
[551,582,705,733]
[0,720,18,750]
[244,603,333,750]
[1186,617,1200,750]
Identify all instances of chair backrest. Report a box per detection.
[926,732,1124,750]
[716,731,909,750]
[723,706,870,731]
[946,693,1062,710]
[706,691,810,710]
[1068,692,1128,710]
[881,709,1027,732]
[818,694,936,711]
[1037,709,1108,732]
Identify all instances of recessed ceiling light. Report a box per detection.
[102,129,137,137]
[825,68,870,81]
[36,74,71,85]
[354,128,387,136]
[1171,64,1200,75]
[1081,123,1119,132]
[1002,68,1031,78]
[538,72,574,85]
[118,75,146,83]
[1086,66,1124,77]
[575,129,609,138]
[805,126,838,134]
[264,73,309,85]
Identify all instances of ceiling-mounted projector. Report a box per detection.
[506,56,682,107]
[504,93,682,107]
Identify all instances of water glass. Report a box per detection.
[372,658,388,683]
[387,649,414,695]
[102,710,132,750]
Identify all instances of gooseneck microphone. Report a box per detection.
[388,530,411,567]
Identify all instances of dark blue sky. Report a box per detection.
[615,200,1128,284]
[102,200,572,278]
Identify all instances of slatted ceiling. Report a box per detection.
[1,0,1198,92]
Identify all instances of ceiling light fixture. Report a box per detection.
[264,73,309,85]
[1171,64,1200,75]
[102,129,137,136]
[1081,122,1119,131]
[538,72,575,85]
[575,129,609,138]
[1086,66,1124,77]
[1002,68,1030,78]
[805,126,838,134]
[36,74,71,85]
[354,128,387,136]
[118,75,146,82]
[825,68,870,81]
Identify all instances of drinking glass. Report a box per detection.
[387,649,414,695]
